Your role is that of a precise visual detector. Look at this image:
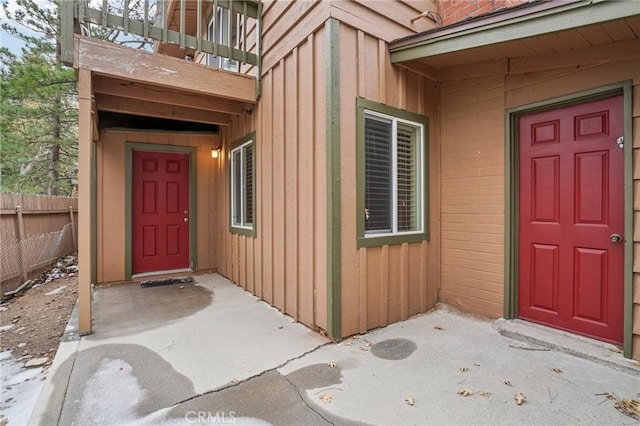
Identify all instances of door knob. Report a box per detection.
[609,233,622,243]
[184,217,189,223]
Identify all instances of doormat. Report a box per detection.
[140,276,195,288]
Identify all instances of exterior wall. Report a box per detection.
[215,24,329,331]
[96,131,220,283]
[338,23,440,337]
[436,0,529,25]
[438,45,640,358]
[212,0,439,335]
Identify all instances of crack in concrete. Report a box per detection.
[173,340,334,406]
[282,372,335,425]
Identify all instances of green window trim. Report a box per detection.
[229,131,256,237]
[356,97,430,248]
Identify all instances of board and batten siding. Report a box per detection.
[213,1,439,335]
[215,25,329,331]
[438,48,640,357]
[96,131,219,283]
[338,23,440,338]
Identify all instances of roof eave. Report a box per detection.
[390,0,640,63]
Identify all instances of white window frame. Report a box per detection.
[230,139,253,230]
[363,109,425,238]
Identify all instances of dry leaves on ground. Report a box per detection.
[503,380,512,386]
[459,366,469,373]
[597,393,640,420]
[327,362,337,368]
[405,396,415,406]
[478,391,492,397]
[319,393,332,404]
[458,389,473,397]
[432,325,443,330]
[514,392,527,405]
[550,367,563,373]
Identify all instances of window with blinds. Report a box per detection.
[363,109,423,237]
[230,139,254,230]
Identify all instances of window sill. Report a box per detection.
[229,226,256,237]
[357,231,430,248]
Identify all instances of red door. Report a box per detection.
[518,96,624,344]
[132,151,190,274]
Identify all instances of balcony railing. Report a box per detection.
[61,0,262,83]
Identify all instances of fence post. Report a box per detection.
[16,205,29,283]
[69,206,77,251]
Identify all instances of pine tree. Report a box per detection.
[1,0,78,195]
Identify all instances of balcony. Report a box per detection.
[61,0,262,98]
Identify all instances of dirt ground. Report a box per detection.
[0,275,78,366]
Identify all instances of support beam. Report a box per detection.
[75,36,256,103]
[96,94,232,125]
[92,78,246,115]
[78,68,93,335]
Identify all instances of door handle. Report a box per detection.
[184,217,189,223]
[609,233,622,243]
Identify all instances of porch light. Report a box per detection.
[211,147,221,159]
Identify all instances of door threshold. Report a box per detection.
[493,318,638,374]
[132,268,192,279]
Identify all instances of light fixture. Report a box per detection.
[211,147,220,159]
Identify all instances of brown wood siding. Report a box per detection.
[338,24,440,338]
[96,131,219,283]
[330,0,437,43]
[215,26,328,332]
[438,45,640,358]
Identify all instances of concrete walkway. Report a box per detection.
[30,274,639,425]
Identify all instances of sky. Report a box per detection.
[0,0,53,56]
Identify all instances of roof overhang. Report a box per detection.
[390,0,640,63]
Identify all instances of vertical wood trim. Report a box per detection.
[326,18,342,339]
[378,39,386,104]
[381,244,389,325]
[285,49,299,319]
[78,68,93,335]
[357,30,365,97]
[15,206,28,282]
[401,242,409,320]
[69,206,77,251]
[358,247,367,332]
[623,81,634,358]
[420,240,427,312]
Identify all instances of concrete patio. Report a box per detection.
[30,273,639,425]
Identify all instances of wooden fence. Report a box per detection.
[1,193,78,296]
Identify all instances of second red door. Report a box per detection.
[518,96,624,344]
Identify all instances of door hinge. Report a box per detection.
[616,136,624,149]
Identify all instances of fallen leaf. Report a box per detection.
[432,325,443,330]
[478,391,492,397]
[550,367,563,373]
[364,340,373,347]
[327,362,337,368]
[458,389,473,397]
[514,392,526,405]
[503,380,512,386]
[179,285,184,289]
[319,393,332,404]
[344,341,353,346]
[614,399,640,420]
[359,346,369,351]
[405,396,415,406]
[460,367,469,373]
[610,347,624,354]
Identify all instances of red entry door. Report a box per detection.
[132,151,190,274]
[518,96,624,344]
